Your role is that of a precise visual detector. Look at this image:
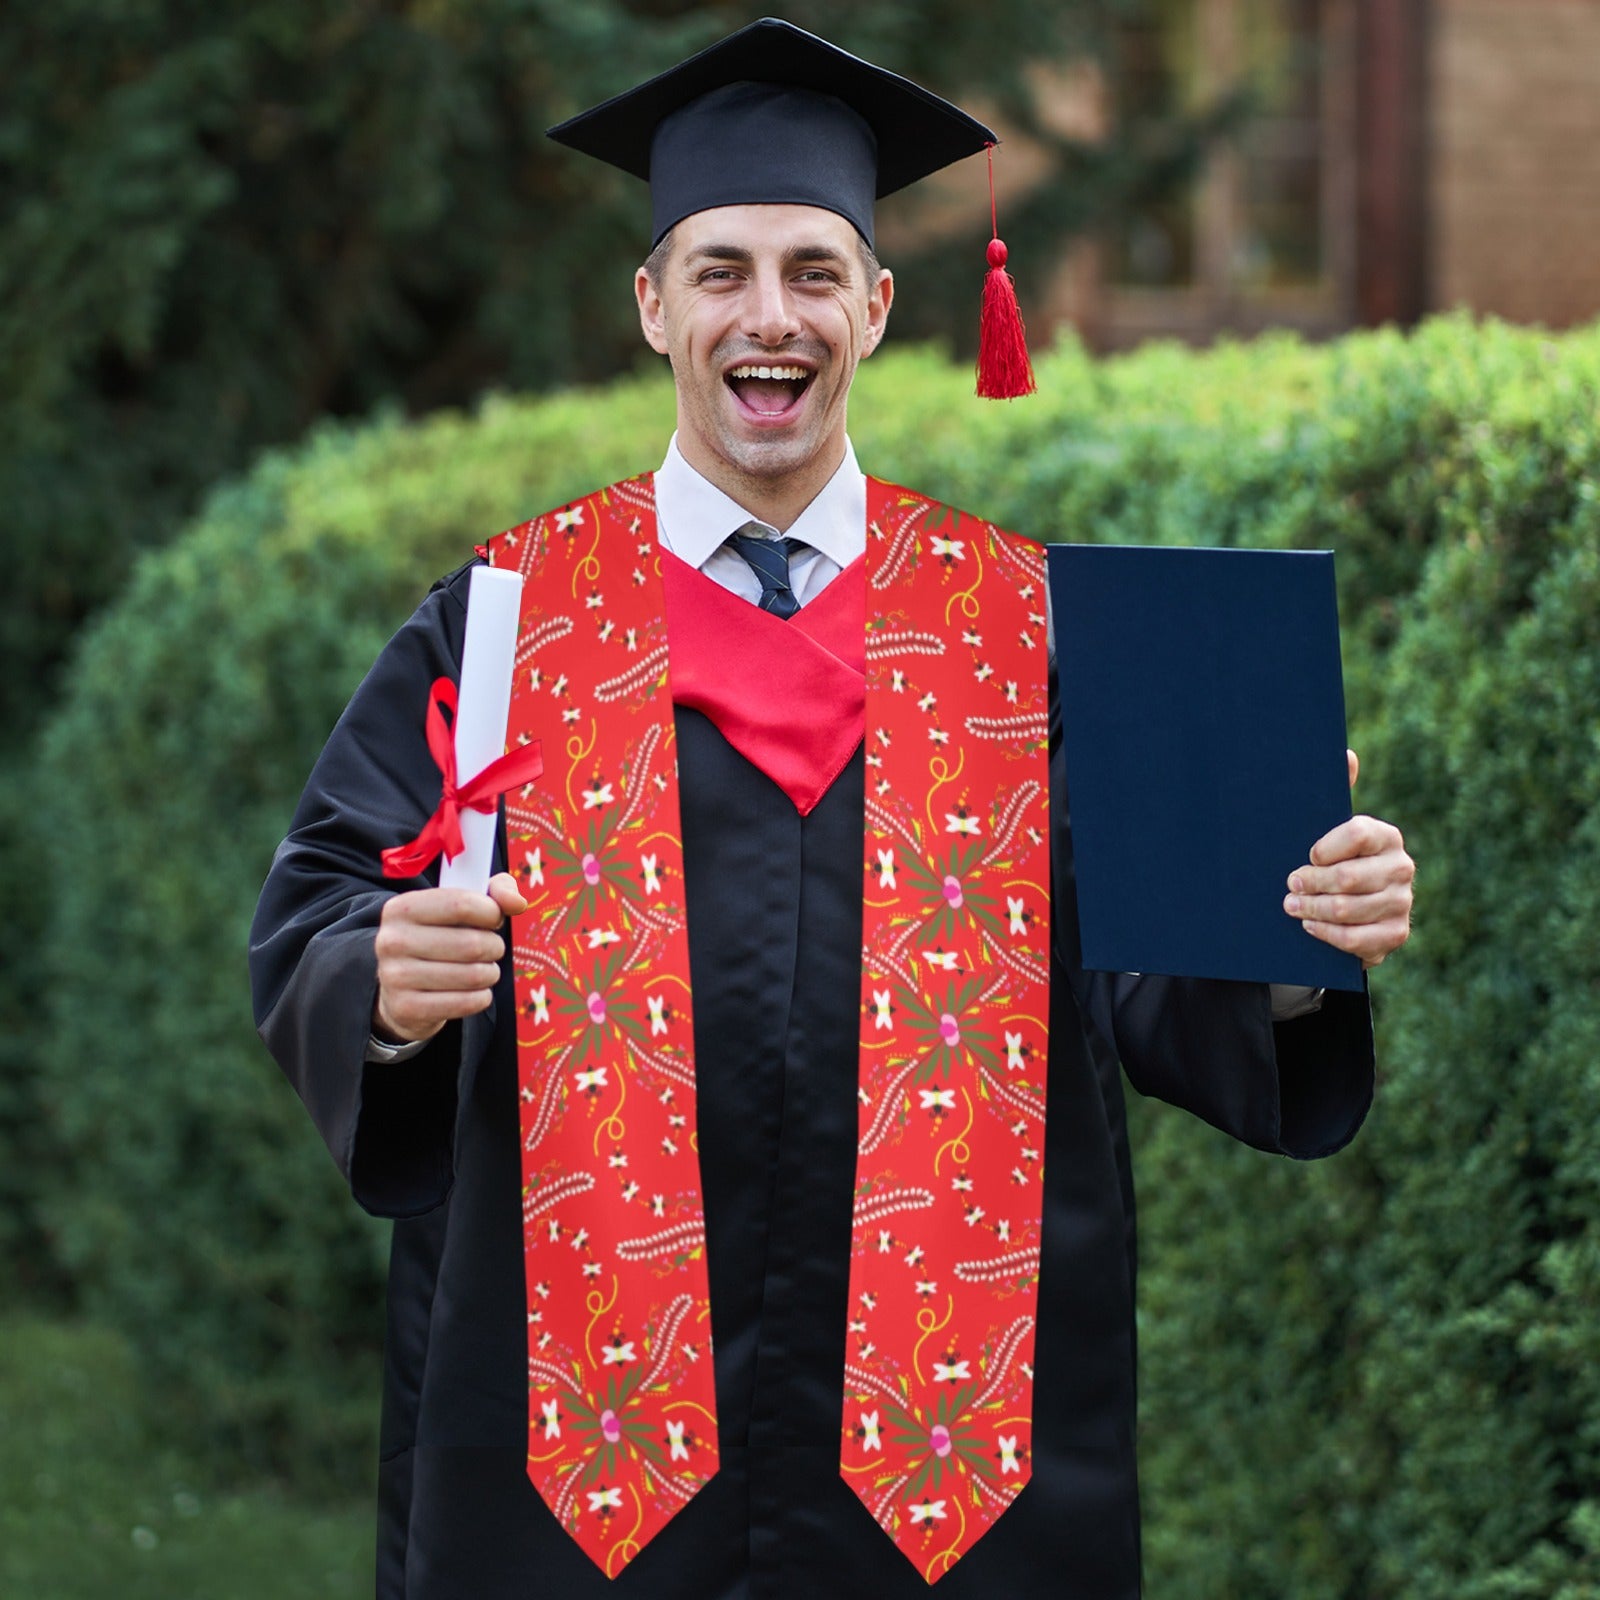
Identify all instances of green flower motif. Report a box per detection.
[897,976,999,1083]
[887,1384,997,1498]
[563,1367,667,1487]
[550,948,646,1068]
[899,842,1004,947]
[546,807,642,931]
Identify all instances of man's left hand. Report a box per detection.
[1284,750,1415,968]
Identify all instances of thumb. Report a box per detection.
[488,870,530,919]
[1347,748,1360,791]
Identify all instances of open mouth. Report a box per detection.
[725,363,813,418]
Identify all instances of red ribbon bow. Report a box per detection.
[381,677,545,879]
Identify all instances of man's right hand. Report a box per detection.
[372,872,529,1045]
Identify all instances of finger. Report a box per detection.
[375,922,506,965]
[382,887,510,930]
[375,985,494,1042]
[1307,814,1405,869]
[1284,882,1413,927]
[1302,915,1410,966]
[1347,748,1359,790]
[1288,849,1415,899]
[380,956,504,994]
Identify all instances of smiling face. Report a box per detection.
[635,204,893,528]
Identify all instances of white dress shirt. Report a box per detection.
[654,433,864,604]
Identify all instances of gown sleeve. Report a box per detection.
[1047,673,1375,1161]
[249,561,501,1216]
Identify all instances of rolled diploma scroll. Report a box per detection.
[439,565,525,892]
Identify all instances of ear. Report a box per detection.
[861,268,894,358]
[636,266,670,356]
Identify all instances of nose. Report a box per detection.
[744,267,801,347]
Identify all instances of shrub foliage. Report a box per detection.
[37,319,1600,1600]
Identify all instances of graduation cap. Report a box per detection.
[548,16,1036,398]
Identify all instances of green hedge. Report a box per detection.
[35,318,1600,1597]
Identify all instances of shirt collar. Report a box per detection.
[654,434,866,570]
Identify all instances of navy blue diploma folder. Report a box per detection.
[1047,544,1364,993]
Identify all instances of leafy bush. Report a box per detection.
[34,315,1600,1600]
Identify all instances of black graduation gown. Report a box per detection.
[250,558,1374,1600]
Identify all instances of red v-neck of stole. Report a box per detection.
[662,549,866,816]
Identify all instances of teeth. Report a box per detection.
[728,365,809,381]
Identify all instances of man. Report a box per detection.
[250,19,1413,1600]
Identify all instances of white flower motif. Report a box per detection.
[877,1230,893,1253]
[585,591,604,611]
[601,1340,636,1365]
[587,928,621,948]
[562,707,580,724]
[933,1359,971,1382]
[909,1500,948,1525]
[1008,896,1027,934]
[962,630,982,647]
[648,995,668,1037]
[891,670,906,693]
[872,989,893,1031]
[541,1399,561,1439]
[919,1089,956,1111]
[587,1488,622,1513]
[582,781,615,809]
[1004,680,1019,704]
[999,1435,1020,1475]
[641,853,661,894]
[667,1420,690,1461]
[876,849,896,889]
[944,811,981,835]
[928,727,950,745]
[1006,1031,1025,1071]
[917,691,937,713]
[598,619,615,642]
[925,951,960,972]
[530,985,549,1025]
[929,535,966,562]
[904,1244,925,1267]
[528,847,545,886]
[555,506,584,532]
[860,1411,882,1453]
[551,673,568,697]
[575,1068,608,1092]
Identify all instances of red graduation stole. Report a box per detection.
[485,474,1051,1583]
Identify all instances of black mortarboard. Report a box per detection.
[546,16,998,249]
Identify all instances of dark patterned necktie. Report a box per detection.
[726,524,807,619]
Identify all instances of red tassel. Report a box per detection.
[976,145,1035,399]
[977,239,1036,399]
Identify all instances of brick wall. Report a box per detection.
[1431,0,1600,327]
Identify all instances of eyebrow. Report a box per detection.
[684,242,855,273]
